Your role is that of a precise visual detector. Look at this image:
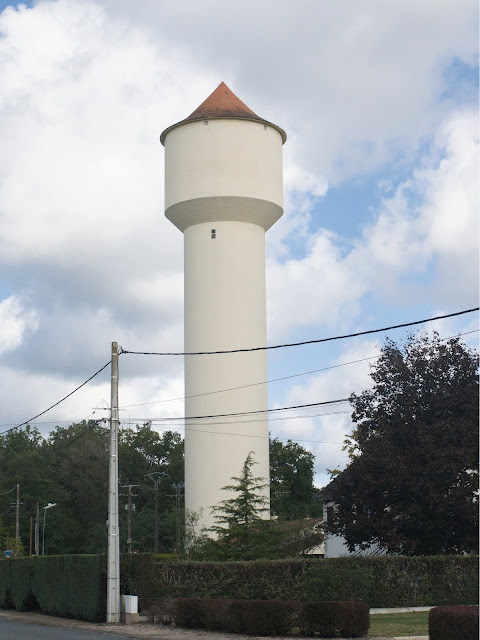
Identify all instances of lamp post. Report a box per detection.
[42,503,56,556]
[144,473,168,553]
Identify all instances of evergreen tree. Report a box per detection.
[207,452,269,558]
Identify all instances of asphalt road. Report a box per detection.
[0,620,139,640]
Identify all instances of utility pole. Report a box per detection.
[121,484,139,554]
[107,341,120,623]
[169,483,184,553]
[15,484,20,548]
[145,472,168,553]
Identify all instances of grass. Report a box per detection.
[368,610,429,637]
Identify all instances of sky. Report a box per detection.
[0,0,478,489]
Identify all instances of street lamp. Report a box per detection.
[42,502,56,556]
[144,473,168,553]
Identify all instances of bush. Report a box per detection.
[429,605,479,640]
[170,597,366,637]
[225,599,296,636]
[173,597,208,629]
[297,600,369,638]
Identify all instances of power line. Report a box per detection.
[132,409,351,428]
[52,419,107,452]
[118,355,378,409]
[119,308,479,356]
[0,487,16,497]
[126,398,350,424]
[0,361,111,437]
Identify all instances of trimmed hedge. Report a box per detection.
[171,597,369,637]
[32,555,106,621]
[0,555,106,622]
[298,601,369,638]
[123,555,479,608]
[225,599,296,636]
[429,605,479,640]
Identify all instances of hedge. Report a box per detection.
[32,555,106,621]
[122,555,479,609]
[0,555,106,622]
[0,554,477,623]
[429,605,479,640]
[171,597,369,637]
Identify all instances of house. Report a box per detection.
[316,474,386,558]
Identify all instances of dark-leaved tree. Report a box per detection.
[325,332,479,555]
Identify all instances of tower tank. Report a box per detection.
[161,82,286,532]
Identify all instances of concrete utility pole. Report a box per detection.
[107,341,120,623]
[15,484,20,547]
[145,472,168,553]
[168,482,184,552]
[121,484,139,554]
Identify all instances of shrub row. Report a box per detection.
[122,555,479,609]
[0,555,106,622]
[170,597,369,637]
[429,605,479,640]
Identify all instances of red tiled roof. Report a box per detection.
[185,81,260,121]
[160,82,286,145]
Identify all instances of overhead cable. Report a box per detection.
[117,327,478,409]
[0,361,111,436]
[133,398,350,423]
[119,308,478,356]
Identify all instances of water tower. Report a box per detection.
[161,82,286,532]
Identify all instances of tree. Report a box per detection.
[325,332,478,555]
[270,438,321,519]
[201,452,270,559]
[211,451,269,533]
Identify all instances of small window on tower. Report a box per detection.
[211,229,216,239]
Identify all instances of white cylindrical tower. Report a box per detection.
[161,82,286,533]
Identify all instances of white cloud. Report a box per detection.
[355,108,479,305]
[0,295,38,354]
[267,108,479,339]
[0,0,476,467]
[270,339,381,487]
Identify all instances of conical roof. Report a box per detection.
[186,81,259,121]
[160,82,286,145]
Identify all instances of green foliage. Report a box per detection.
[207,452,270,559]
[429,605,479,640]
[0,421,184,555]
[328,333,479,555]
[196,452,323,561]
[32,555,107,621]
[170,597,368,637]
[134,556,478,607]
[9,557,37,611]
[0,555,107,621]
[211,452,269,530]
[270,438,321,519]
[0,559,11,608]
[297,601,369,637]
[2,537,24,558]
